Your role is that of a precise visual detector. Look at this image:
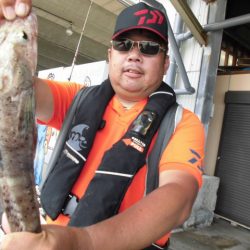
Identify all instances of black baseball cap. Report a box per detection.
[112,2,168,43]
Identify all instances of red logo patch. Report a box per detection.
[122,137,145,153]
[134,9,164,25]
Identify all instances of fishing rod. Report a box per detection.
[68,0,93,81]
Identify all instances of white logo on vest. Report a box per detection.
[67,124,89,151]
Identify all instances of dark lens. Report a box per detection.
[112,39,133,52]
[139,41,160,55]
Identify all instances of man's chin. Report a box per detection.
[116,89,147,103]
[119,82,143,93]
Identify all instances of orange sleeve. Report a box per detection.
[37,79,83,130]
[159,109,205,187]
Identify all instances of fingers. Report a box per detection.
[1,226,69,250]
[1,232,42,250]
[0,0,15,20]
[0,0,32,20]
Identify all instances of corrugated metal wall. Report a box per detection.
[215,91,250,227]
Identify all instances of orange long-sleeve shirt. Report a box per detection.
[39,80,205,246]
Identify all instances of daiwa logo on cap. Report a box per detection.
[134,9,164,25]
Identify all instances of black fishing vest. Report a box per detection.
[40,78,176,227]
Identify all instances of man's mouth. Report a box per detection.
[123,66,143,76]
[126,69,140,73]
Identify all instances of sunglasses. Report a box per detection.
[111,38,166,56]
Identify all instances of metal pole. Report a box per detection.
[195,0,228,128]
[142,0,195,94]
[166,13,195,94]
[166,14,183,89]
[177,13,250,42]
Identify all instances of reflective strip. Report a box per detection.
[150,91,174,97]
[152,243,165,249]
[174,105,183,132]
[95,170,133,178]
[66,142,87,161]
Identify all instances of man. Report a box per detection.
[0,1,205,249]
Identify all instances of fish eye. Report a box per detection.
[22,31,28,40]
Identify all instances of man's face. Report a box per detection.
[108,31,169,103]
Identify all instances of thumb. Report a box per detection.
[1,213,11,234]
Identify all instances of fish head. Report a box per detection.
[0,13,38,94]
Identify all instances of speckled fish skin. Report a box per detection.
[0,13,41,233]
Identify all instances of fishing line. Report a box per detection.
[68,0,93,81]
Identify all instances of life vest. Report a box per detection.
[40,78,176,227]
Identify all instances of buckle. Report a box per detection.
[62,194,79,216]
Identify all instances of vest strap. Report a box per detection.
[146,103,183,194]
[41,80,114,220]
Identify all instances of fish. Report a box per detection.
[0,13,41,233]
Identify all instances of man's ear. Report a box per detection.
[163,55,170,72]
[107,48,111,63]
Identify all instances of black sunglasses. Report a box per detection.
[111,38,166,56]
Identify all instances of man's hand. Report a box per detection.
[1,212,47,235]
[1,225,94,250]
[0,0,32,20]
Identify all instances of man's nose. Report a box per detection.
[127,44,142,61]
